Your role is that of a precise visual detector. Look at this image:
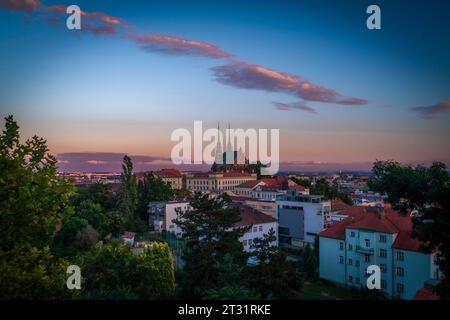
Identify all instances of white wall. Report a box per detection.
[239,221,278,252]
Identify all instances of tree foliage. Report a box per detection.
[80,241,175,299]
[368,160,450,299]
[0,115,75,299]
[174,193,249,298]
[137,172,173,221]
[246,228,303,299]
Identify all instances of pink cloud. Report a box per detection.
[211,60,368,106]
[411,100,450,119]
[41,4,130,36]
[86,160,109,165]
[273,102,317,114]
[0,0,41,13]
[126,34,231,59]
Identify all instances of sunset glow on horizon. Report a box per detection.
[1,0,449,172]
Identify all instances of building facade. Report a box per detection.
[244,199,277,219]
[148,200,190,235]
[319,207,440,300]
[185,172,257,192]
[153,169,183,190]
[276,190,331,247]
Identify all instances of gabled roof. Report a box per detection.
[234,204,277,227]
[319,205,429,252]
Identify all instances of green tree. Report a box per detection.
[174,193,249,298]
[291,177,311,189]
[117,155,139,228]
[298,243,318,280]
[52,216,89,257]
[137,172,173,221]
[310,178,353,205]
[368,160,450,299]
[0,115,75,299]
[80,241,175,299]
[77,200,109,237]
[72,182,116,211]
[247,228,303,299]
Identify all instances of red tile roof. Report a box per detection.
[154,168,182,178]
[236,180,264,188]
[319,217,353,240]
[319,206,427,252]
[234,204,277,227]
[222,172,254,177]
[414,287,440,300]
[331,199,352,212]
[347,212,398,234]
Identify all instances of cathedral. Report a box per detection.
[210,124,250,173]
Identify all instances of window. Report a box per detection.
[243,240,247,246]
[350,231,355,237]
[364,239,370,247]
[396,283,404,294]
[348,275,353,283]
[380,263,387,273]
[355,260,360,267]
[253,226,257,232]
[259,226,263,232]
[339,242,344,250]
[381,280,387,289]
[364,254,370,263]
[339,256,344,264]
[379,234,387,243]
[348,244,353,251]
[379,249,387,258]
[248,239,253,246]
[348,258,353,266]
[396,267,404,277]
[396,251,404,261]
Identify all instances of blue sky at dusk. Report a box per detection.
[0,0,449,171]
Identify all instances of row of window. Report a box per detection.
[348,232,387,244]
[342,257,405,277]
[347,277,404,293]
[249,225,264,233]
[339,243,405,261]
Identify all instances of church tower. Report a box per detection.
[215,123,223,164]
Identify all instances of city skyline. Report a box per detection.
[1,0,449,172]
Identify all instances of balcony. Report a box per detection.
[356,246,374,254]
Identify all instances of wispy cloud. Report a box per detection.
[42,5,130,36]
[411,100,450,119]
[0,0,41,13]
[273,101,317,113]
[126,34,231,59]
[211,60,368,106]
[57,152,171,172]
[2,0,367,111]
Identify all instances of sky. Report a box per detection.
[0,0,449,172]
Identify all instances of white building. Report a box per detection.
[235,205,278,252]
[276,189,331,247]
[148,200,191,236]
[185,172,257,192]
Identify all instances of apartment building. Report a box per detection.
[319,206,440,300]
[276,189,331,247]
